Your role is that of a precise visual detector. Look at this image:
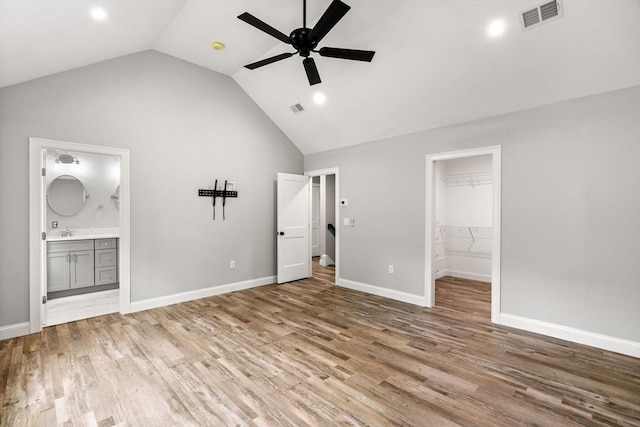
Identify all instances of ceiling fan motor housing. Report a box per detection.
[290,28,317,57]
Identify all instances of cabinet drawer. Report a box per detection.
[95,238,117,249]
[48,240,93,253]
[95,248,117,267]
[95,266,118,286]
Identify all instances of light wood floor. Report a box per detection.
[2,262,639,426]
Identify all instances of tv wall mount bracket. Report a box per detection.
[199,179,238,220]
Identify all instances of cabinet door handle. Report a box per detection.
[72,253,76,262]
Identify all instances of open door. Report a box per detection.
[40,148,48,326]
[277,173,311,284]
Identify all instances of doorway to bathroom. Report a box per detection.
[425,146,501,323]
[28,137,131,333]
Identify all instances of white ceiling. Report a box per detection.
[1,0,639,154]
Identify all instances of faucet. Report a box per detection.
[61,227,73,237]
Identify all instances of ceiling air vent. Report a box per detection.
[520,0,563,31]
[290,103,305,114]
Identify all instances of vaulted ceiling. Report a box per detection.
[1,0,638,154]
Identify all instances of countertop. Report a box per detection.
[47,228,120,242]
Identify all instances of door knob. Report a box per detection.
[277,231,285,236]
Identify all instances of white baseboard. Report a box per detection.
[319,254,335,267]
[130,276,276,313]
[337,278,426,306]
[499,313,640,358]
[435,272,447,279]
[0,322,31,341]
[443,270,491,282]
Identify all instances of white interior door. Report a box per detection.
[40,148,48,326]
[277,173,311,284]
[311,183,321,257]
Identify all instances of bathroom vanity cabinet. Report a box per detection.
[95,238,118,286]
[47,240,95,291]
[47,238,118,292]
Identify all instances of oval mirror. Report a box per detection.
[47,175,89,216]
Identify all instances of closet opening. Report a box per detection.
[425,147,501,323]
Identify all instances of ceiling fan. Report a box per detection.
[238,0,375,86]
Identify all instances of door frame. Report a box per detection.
[425,146,501,323]
[311,182,322,257]
[28,137,131,333]
[304,167,339,283]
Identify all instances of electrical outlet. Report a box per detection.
[230,260,235,269]
[52,221,58,229]
[388,265,394,274]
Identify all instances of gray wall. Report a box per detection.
[304,86,640,342]
[0,50,302,327]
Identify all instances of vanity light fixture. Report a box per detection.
[55,154,80,164]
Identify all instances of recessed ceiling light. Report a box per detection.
[211,41,226,51]
[313,92,326,105]
[90,7,108,21]
[486,19,506,38]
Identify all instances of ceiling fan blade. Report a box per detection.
[238,12,291,44]
[318,47,375,62]
[303,57,321,85]
[309,0,350,44]
[244,52,296,70]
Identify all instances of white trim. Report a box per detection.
[425,146,501,323]
[442,270,492,282]
[130,276,275,313]
[28,137,131,334]
[315,180,324,257]
[319,254,335,266]
[304,168,340,284]
[500,313,640,358]
[0,322,31,341]
[338,278,426,306]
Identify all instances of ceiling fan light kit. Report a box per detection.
[238,0,375,86]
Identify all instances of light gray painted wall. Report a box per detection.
[0,50,302,327]
[304,86,640,342]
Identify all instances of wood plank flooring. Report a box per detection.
[1,262,639,426]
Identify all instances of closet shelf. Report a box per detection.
[437,225,492,257]
[441,171,492,188]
